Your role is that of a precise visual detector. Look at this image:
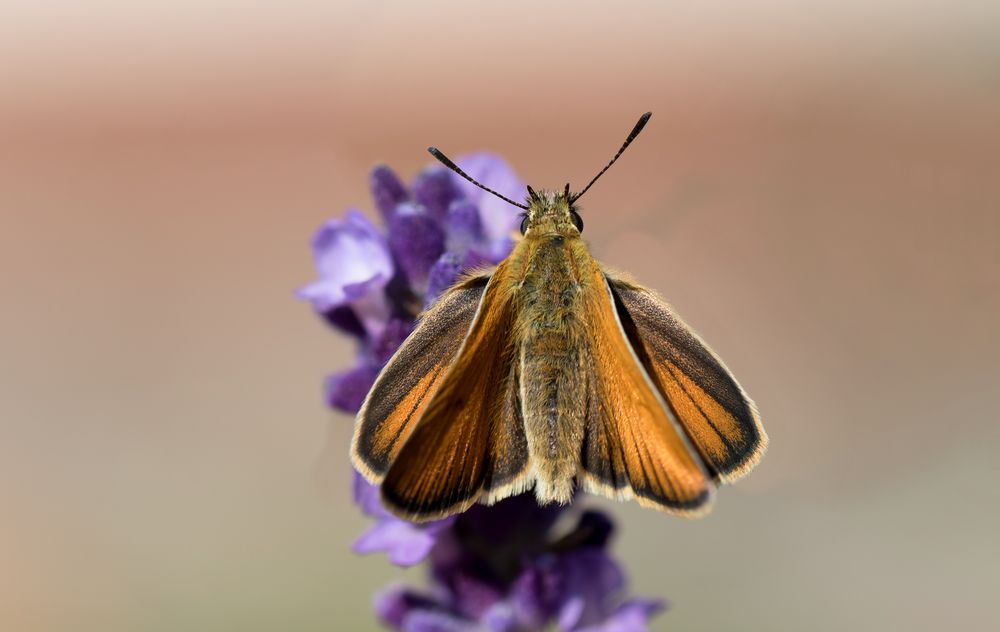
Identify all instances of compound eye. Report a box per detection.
[519,214,529,235]
[570,210,584,233]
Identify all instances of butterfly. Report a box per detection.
[351,112,767,522]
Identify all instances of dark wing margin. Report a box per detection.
[351,273,491,481]
[378,261,529,522]
[606,273,767,483]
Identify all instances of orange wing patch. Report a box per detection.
[366,364,448,463]
[653,364,746,468]
[379,263,528,521]
[579,263,714,514]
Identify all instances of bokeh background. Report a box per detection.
[2,1,998,630]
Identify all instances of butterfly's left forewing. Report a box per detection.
[578,261,714,515]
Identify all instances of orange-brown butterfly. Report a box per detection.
[351,112,767,522]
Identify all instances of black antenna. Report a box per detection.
[570,111,652,204]
[428,147,529,210]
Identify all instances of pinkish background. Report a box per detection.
[2,2,998,630]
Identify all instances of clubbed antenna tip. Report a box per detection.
[570,111,652,204]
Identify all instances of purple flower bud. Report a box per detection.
[413,167,461,223]
[324,364,380,413]
[353,474,455,567]
[298,210,394,335]
[425,253,463,308]
[448,571,505,620]
[353,516,442,567]
[321,305,367,339]
[389,203,446,293]
[507,564,558,628]
[352,473,385,517]
[552,549,625,630]
[374,585,445,630]
[371,166,409,222]
[445,200,483,253]
[454,154,525,259]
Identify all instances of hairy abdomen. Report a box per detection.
[516,238,588,504]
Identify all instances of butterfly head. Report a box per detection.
[428,112,652,240]
[520,184,583,236]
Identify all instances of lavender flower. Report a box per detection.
[372,497,664,632]
[297,210,393,338]
[300,154,664,631]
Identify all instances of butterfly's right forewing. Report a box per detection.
[379,261,529,521]
[352,273,490,482]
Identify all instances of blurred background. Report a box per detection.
[2,1,998,630]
